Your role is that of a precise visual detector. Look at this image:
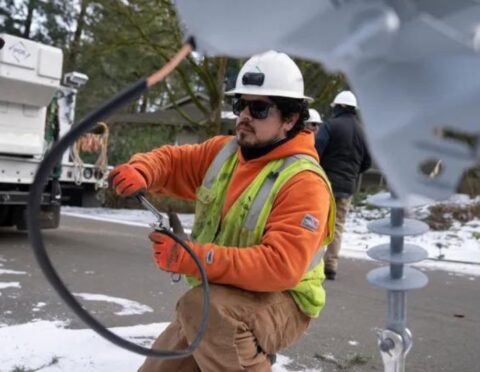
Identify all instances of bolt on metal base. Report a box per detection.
[377,328,412,372]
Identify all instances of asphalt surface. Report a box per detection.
[0,215,479,371]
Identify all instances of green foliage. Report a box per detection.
[1,0,231,135]
[73,0,180,116]
[442,128,478,149]
[351,185,387,207]
[71,0,229,137]
[1,0,349,135]
[0,0,23,35]
[2,0,364,210]
[103,122,197,213]
[457,166,480,197]
[296,59,349,117]
[424,201,480,231]
[108,123,176,165]
[0,0,77,45]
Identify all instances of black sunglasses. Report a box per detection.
[232,98,275,120]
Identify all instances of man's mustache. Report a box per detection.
[236,119,254,132]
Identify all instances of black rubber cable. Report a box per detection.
[27,76,210,358]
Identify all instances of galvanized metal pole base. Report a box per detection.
[366,192,429,372]
[377,328,412,372]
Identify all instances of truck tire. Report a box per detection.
[41,204,61,229]
[15,205,61,230]
[82,188,103,208]
[0,206,14,227]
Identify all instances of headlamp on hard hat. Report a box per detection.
[242,72,265,87]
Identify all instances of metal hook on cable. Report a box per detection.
[136,193,183,283]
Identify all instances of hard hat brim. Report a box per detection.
[225,87,314,102]
[331,102,357,108]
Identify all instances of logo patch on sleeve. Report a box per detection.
[206,250,215,265]
[301,214,319,231]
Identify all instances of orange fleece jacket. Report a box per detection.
[130,131,331,292]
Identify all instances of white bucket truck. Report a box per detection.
[0,34,108,230]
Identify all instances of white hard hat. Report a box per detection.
[225,50,313,102]
[331,90,357,108]
[306,108,322,123]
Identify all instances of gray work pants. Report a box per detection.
[324,196,352,272]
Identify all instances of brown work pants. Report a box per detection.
[324,196,352,272]
[138,284,310,372]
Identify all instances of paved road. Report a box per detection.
[1,215,479,371]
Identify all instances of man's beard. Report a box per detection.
[236,130,255,145]
[235,120,256,147]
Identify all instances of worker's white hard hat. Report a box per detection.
[306,108,322,123]
[331,90,357,108]
[226,50,313,101]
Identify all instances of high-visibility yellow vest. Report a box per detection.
[187,139,336,317]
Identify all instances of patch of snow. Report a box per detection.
[342,203,480,276]
[0,321,166,372]
[62,206,194,233]
[0,269,27,275]
[0,320,317,372]
[62,207,158,228]
[0,282,21,290]
[317,352,337,363]
[32,302,47,312]
[26,197,476,371]
[74,293,154,316]
[62,198,480,276]
[273,354,321,372]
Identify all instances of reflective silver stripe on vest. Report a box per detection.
[243,153,325,272]
[203,139,238,188]
[307,248,325,271]
[244,154,318,230]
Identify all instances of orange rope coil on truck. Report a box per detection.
[71,122,109,186]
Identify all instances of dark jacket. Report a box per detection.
[315,106,371,197]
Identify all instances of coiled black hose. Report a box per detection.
[27,40,210,359]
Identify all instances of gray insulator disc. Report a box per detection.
[367,244,429,263]
[367,266,429,290]
[368,218,429,236]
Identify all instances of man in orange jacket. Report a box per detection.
[109,50,334,372]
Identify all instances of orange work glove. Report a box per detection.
[149,231,198,274]
[108,164,147,197]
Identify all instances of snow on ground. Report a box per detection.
[1,195,478,371]
[0,320,315,372]
[340,203,480,276]
[0,269,27,275]
[74,292,154,316]
[0,282,20,290]
[0,213,317,372]
[62,194,480,277]
[0,321,166,372]
[0,263,26,298]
